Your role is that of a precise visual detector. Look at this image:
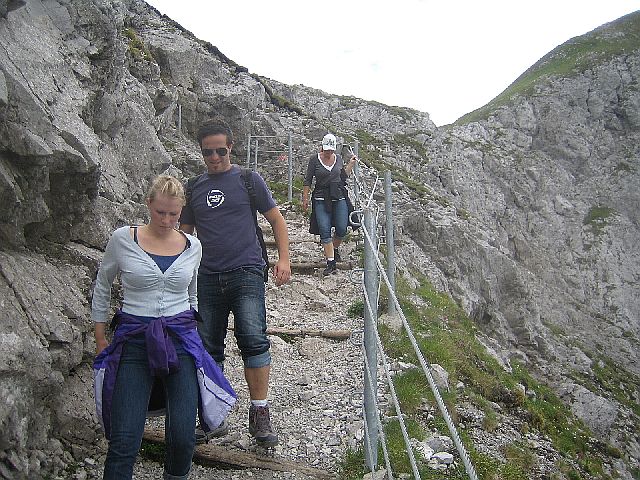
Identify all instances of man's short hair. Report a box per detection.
[197,117,234,147]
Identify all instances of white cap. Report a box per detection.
[321,133,337,151]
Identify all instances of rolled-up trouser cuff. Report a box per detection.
[163,466,190,480]
[243,350,271,368]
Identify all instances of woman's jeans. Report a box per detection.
[313,198,348,244]
[197,266,271,369]
[103,340,197,480]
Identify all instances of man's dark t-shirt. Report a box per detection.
[180,166,276,274]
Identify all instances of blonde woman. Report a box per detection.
[92,175,235,480]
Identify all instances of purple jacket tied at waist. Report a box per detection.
[93,309,236,440]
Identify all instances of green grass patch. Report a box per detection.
[511,363,594,455]
[252,75,305,115]
[572,355,640,417]
[338,447,368,479]
[391,368,430,414]
[124,28,153,62]
[503,442,536,472]
[583,205,617,235]
[347,300,365,319]
[339,271,623,478]
[268,177,303,206]
[392,133,430,163]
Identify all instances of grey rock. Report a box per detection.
[432,451,454,465]
[430,363,449,392]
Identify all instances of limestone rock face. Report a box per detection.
[394,43,640,451]
[0,0,638,477]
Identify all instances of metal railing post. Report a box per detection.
[353,140,360,207]
[363,207,379,471]
[246,134,251,169]
[253,138,258,172]
[384,171,396,315]
[288,133,293,202]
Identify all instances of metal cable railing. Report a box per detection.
[350,162,479,480]
[361,287,420,479]
[253,135,478,478]
[359,215,479,480]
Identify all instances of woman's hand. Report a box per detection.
[95,323,109,355]
[345,155,358,175]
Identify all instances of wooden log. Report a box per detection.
[265,239,319,246]
[142,427,334,479]
[266,327,352,340]
[269,261,354,271]
[227,326,352,340]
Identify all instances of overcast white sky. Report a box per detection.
[144,1,639,126]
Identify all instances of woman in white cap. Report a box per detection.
[302,133,357,275]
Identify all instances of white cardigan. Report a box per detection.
[91,226,202,323]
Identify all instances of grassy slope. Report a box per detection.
[454,11,640,126]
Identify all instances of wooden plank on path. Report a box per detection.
[227,326,352,340]
[266,327,352,340]
[143,427,334,479]
[269,261,354,272]
[265,239,319,246]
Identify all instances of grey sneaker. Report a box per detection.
[248,404,279,447]
[195,419,229,444]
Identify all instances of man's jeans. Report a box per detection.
[313,198,348,244]
[197,267,271,369]
[103,340,197,480]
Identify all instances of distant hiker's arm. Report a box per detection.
[344,155,357,176]
[263,206,291,286]
[94,322,108,355]
[179,223,195,234]
[302,186,310,212]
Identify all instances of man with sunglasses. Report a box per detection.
[179,118,291,447]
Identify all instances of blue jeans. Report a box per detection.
[103,341,197,480]
[197,267,271,368]
[313,198,348,244]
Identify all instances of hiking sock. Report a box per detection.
[251,399,268,407]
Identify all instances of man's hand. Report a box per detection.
[272,259,291,286]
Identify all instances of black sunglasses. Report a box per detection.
[201,147,229,157]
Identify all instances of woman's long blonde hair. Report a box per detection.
[146,175,185,205]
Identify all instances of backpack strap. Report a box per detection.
[241,168,270,282]
[184,173,203,208]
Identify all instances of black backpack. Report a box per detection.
[185,169,270,282]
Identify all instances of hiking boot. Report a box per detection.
[322,260,337,276]
[195,419,229,444]
[248,404,279,447]
[334,248,342,262]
